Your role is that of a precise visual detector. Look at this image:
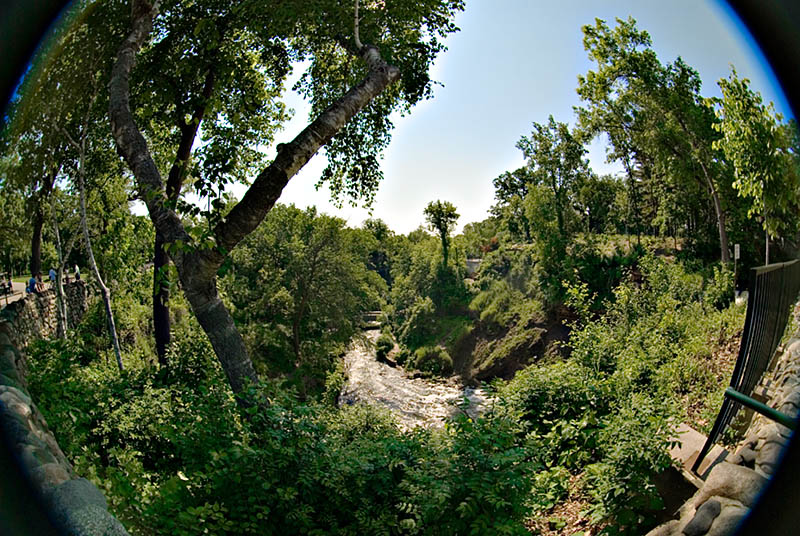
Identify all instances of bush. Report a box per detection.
[497,360,610,429]
[375,333,394,362]
[397,296,436,348]
[409,345,453,375]
[582,394,677,535]
[323,357,346,407]
[395,347,410,367]
[703,265,735,309]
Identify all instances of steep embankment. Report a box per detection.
[339,331,489,430]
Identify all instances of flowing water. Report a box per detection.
[339,330,491,430]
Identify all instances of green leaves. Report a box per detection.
[222,204,383,385]
[711,68,800,239]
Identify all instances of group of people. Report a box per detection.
[25,265,80,295]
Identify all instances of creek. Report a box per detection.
[338,330,491,430]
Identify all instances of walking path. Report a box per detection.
[339,330,490,430]
[1,282,26,308]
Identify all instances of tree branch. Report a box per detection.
[109,0,187,246]
[214,45,400,254]
[353,0,363,50]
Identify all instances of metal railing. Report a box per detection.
[692,259,800,475]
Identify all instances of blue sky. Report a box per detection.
[244,0,793,235]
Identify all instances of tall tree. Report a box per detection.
[423,200,460,267]
[52,5,126,370]
[576,17,733,263]
[575,173,620,233]
[132,0,293,365]
[712,69,800,264]
[109,0,463,400]
[491,167,533,242]
[516,116,588,237]
[3,0,128,363]
[225,204,381,392]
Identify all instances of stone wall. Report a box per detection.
[646,303,800,536]
[2,283,88,349]
[0,283,129,535]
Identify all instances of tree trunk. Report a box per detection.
[153,232,171,364]
[78,171,124,371]
[699,162,731,264]
[765,227,770,265]
[50,208,68,338]
[29,169,58,277]
[30,210,44,277]
[110,0,401,400]
[177,255,257,395]
[152,67,216,365]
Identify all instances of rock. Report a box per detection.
[0,404,34,444]
[729,446,756,467]
[644,519,679,536]
[706,502,747,536]
[755,438,786,476]
[57,503,129,536]
[0,384,32,405]
[0,372,24,391]
[756,423,791,475]
[741,432,759,450]
[4,396,31,419]
[29,462,71,488]
[692,463,767,508]
[19,443,57,467]
[683,498,721,536]
[0,348,19,375]
[44,478,109,529]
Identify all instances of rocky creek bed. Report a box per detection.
[338,331,490,430]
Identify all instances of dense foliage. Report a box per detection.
[6,7,791,536]
[223,204,385,393]
[28,327,536,535]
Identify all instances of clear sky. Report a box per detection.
[241,0,793,235]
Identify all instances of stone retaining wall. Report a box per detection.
[646,303,800,536]
[0,283,129,535]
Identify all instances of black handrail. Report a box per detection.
[692,260,800,475]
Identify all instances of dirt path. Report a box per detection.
[339,331,491,430]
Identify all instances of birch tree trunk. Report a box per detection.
[62,85,124,372]
[109,0,401,400]
[77,171,124,371]
[50,206,68,338]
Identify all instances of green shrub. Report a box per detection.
[323,357,346,407]
[530,466,571,512]
[398,296,436,348]
[399,413,534,535]
[144,397,534,535]
[582,394,677,535]
[703,265,735,309]
[395,347,410,367]
[375,333,394,362]
[497,360,610,428]
[409,345,453,375]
